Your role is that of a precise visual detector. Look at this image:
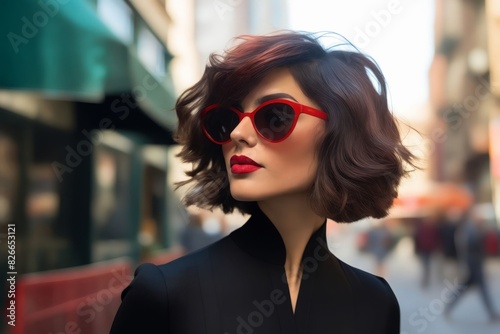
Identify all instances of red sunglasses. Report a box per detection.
[201,98,327,144]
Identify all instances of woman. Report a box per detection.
[110,31,414,333]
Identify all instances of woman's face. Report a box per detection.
[221,68,326,202]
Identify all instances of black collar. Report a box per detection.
[229,206,329,266]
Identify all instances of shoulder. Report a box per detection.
[110,263,168,333]
[337,259,400,332]
[339,259,399,304]
[157,236,231,277]
[111,240,221,333]
[144,236,235,297]
[339,260,394,295]
[121,262,168,307]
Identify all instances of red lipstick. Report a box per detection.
[230,155,262,174]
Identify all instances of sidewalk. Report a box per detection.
[328,226,500,334]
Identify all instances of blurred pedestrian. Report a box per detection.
[436,206,461,281]
[367,221,393,277]
[444,210,499,321]
[414,215,439,288]
[437,207,463,261]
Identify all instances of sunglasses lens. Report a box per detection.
[254,103,295,141]
[203,107,240,143]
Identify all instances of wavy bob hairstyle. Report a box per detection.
[174,31,415,223]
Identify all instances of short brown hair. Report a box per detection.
[174,31,415,223]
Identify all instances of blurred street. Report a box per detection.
[330,225,500,334]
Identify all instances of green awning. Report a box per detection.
[0,0,176,129]
[129,54,178,131]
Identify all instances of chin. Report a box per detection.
[230,189,289,203]
[230,192,260,202]
[231,187,314,204]
[229,186,269,202]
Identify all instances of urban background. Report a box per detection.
[0,0,499,333]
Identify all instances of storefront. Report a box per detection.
[0,0,180,274]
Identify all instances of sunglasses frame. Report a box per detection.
[201,98,328,144]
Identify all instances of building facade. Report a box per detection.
[429,0,498,225]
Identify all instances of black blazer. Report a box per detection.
[110,208,400,333]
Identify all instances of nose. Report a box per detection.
[229,115,258,146]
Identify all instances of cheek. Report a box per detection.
[281,125,323,164]
[273,137,320,177]
[281,126,324,181]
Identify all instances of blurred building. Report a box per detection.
[0,1,291,333]
[0,0,183,273]
[429,0,499,225]
[167,0,289,94]
[0,1,185,333]
[486,0,500,227]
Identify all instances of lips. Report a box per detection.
[230,155,262,174]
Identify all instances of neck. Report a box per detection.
[257,193,325,276]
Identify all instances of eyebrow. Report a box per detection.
[256,93,298,105]
[233,93,298,111]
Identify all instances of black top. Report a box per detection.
[110,208,400,333]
